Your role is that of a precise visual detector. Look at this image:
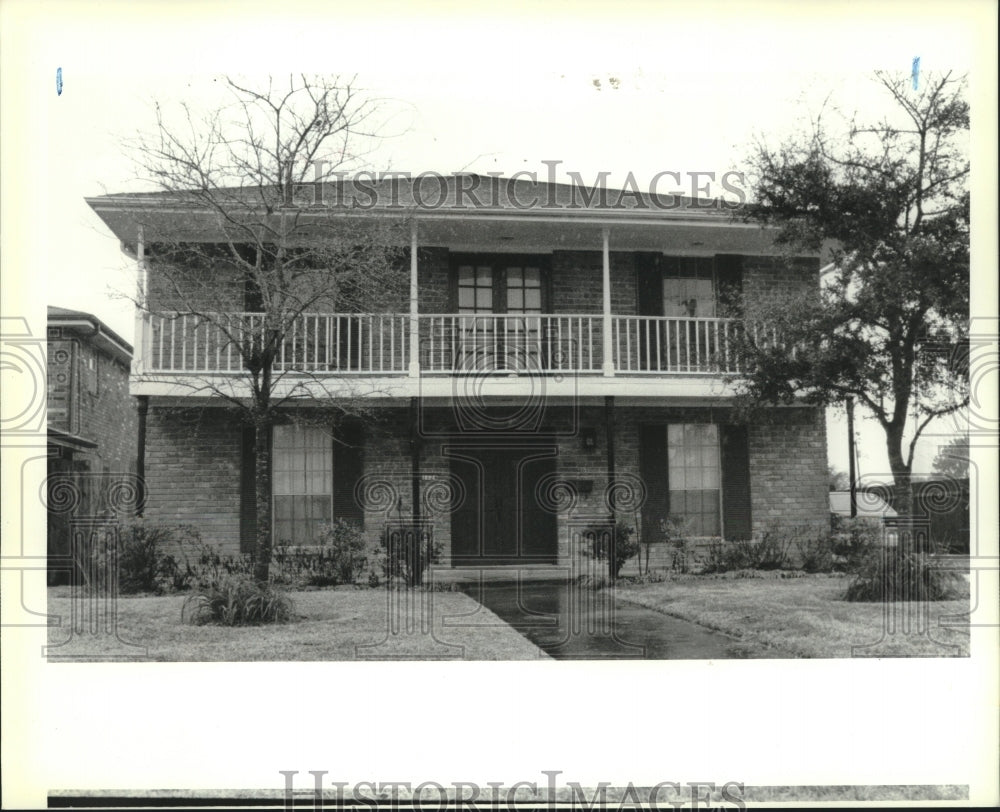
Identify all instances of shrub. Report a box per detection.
[796,535,837,573]
[81,520,200,594]
[832,519,882,570]
[659,515,694,574]
[182,575,294,625]
[739,531,792,570]
[844,548,966,602]
[701,539,729,573]
[272,519,367,587]
[316,519,367,584]
[702,529,792,573]
[178,542,255,589]
[574,572,612,590]
[616,570,669,586]
[380,524,440,586]
[113,522,170,594]
[580,520,638,578]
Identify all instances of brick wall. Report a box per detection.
[748,406,828,530]
[615,404,828,533]
[147,263,243,312]
[417,247,450,312]
[359,407,417,543]
[743,255,820,303]
[405,402,828,568]
[550,251,636,314]
[47,335,137,475]
[139,399,827,568]
[147,248,818,320]
[143,404,242,554]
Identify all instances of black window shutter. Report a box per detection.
[333,419,365,525]
[638,424,669,544]
[720,424,752,540]
[635,253,663,370]
[446,254,459,313]
[541,254,553,314]
[236,244,265,312]
[635,253,663,316]
[715,254,744,316]
[239,424,257,553]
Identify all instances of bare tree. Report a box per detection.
[124,75,408,581]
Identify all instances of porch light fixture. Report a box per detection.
[581,428,597,450]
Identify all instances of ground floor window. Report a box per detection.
[667,423,721,536]
[272,424,332,544]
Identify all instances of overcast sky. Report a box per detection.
[3,3,992,481]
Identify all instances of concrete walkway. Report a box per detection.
[456,577,739,659]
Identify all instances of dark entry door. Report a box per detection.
[449,444,558,566]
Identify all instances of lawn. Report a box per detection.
[46,572,971,661]
[613,572,970,658]
[46,586,550,661]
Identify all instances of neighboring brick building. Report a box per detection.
[47,306,138,582]
[86,176,829,572]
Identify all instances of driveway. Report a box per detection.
[458,578,741,659]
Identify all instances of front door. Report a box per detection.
[449,443,558,566]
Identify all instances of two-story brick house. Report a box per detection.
[47,306,138,582]
[85,175,828,573]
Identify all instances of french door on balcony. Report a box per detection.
[451,254,550,372]
[634,254,743,372]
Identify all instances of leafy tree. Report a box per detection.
[735,71,969,516]
[931,434,969,480]
[123,75,408,582]
[828,465,850,492]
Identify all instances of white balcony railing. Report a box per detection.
[142,312,752,376]
[613,316,744,374]
[419,314,604,373]
[146,312,411,374]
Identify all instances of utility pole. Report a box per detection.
[846,396,857,518]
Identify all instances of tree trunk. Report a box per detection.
[252,413,273,583]
[885,425,912,515]
[885,423,916,550]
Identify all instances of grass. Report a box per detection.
[46,585,550,661]
[47,571,972,661]
[613,572,970,658]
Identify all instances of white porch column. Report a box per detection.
[133,226,147,375]
[408,220,420,377]
[602,227,614,376]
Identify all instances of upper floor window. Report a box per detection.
[661,257,716,318]
[637,254,743,320]
[452,255,549,371]
[457,265,494,314]
[455,258,546,314]
[505,266,543,315]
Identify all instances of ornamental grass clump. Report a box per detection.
[182,575,293,626]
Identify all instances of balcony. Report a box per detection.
[139,311,761,375]
[132,311,779,401]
